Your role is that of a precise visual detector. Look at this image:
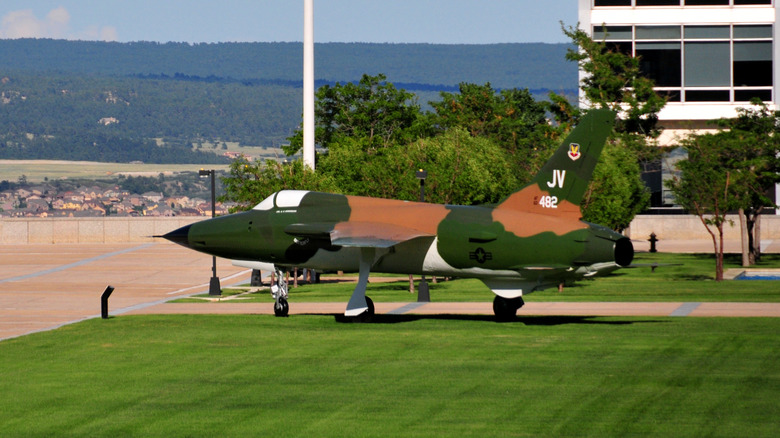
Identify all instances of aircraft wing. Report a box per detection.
[285,221,434,248]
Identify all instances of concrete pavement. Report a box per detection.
[0,242,250,341]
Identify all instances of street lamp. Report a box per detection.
[415,169,430,302]
[199,168,221,296]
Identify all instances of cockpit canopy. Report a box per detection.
[253,190,311,211]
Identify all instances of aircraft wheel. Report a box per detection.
[349,296,375,323]
[274,297,289,317]
[493,296,524,322]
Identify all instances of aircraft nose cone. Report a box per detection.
[161,224,192,247]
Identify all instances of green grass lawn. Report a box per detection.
[0,315,778,437]
[180,253,780,304]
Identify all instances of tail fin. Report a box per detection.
[497,108,615,217]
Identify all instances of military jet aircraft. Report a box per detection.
[162,108,633,320]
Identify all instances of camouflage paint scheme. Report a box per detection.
[164,109,633,318]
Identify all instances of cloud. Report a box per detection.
[79,25,119,42]
[0,7,117,41]
[0,10,44,39]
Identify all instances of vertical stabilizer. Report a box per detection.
[496,109,615,217]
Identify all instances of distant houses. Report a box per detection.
[0,184,232,218]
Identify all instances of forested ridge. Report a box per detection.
[0,39,576,163]
[1,39,574,90]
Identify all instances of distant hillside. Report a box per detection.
[0,39,578,163]
[0,39,576,92]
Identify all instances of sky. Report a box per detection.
[0,1,578,44]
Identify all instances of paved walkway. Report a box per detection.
[1,242,779,341]
[0,242,250,341]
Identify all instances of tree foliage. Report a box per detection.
[285,74,429,155]
[229,74,553,211]
[318,128,516,205]
[553,24,666,229]
[430,83,561,183]
[220,157,339,212]
[582,141,649,232]
[559,24,666,139]
[713,100,780,265]
[666,130,775,280]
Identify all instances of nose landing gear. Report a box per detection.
[271,268,289,317]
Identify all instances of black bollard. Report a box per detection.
[101,286,115,319]
[417,278,430,302]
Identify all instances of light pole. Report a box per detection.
[415,169,430,302]
[199,168,221,296]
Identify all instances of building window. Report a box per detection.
[685,0,729,5]
[594,23,774,103]
[594,0,631,5]
[637,43,682,86]
[684,42,729,86]
[638,0,682,5]
[734,42,773,87]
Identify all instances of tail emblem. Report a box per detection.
[567,143,581,161]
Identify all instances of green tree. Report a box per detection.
[316,128,517,205]
[403,128,518,205]
[430,83,561,184]
[714,101,780,265]
[582,141,649,232]
[285,74,429,155]
[666,132,749,281]
[558,24,666,140]
[553,24,667,228]
[220,157,339,212]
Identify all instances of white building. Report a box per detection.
[578,0,777,210]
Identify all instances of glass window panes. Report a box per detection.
[593,26,632,40]
[734,41,773,86]
[684,25,730,39]
[734,25,773,39]
[685,0,729,5]
[685,90,730,101]
[637,42,682,86]
[594,0,631,5]
[734,41,772,61]
[637,0,681,5]
[735,89,772,101]
[587,13,774,105]
[636,26,681,39]
[734,1,772,4]
[685,42,730,86]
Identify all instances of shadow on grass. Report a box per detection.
[328,313,666,326]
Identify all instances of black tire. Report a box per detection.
[274,297,289,317]
[493,295,524,322]
[349,296,375,323]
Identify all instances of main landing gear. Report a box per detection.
[493,295,524,322]
[344,247,376,320]
[269,259,376,320]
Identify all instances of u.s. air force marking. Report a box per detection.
[469,247,493,264]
